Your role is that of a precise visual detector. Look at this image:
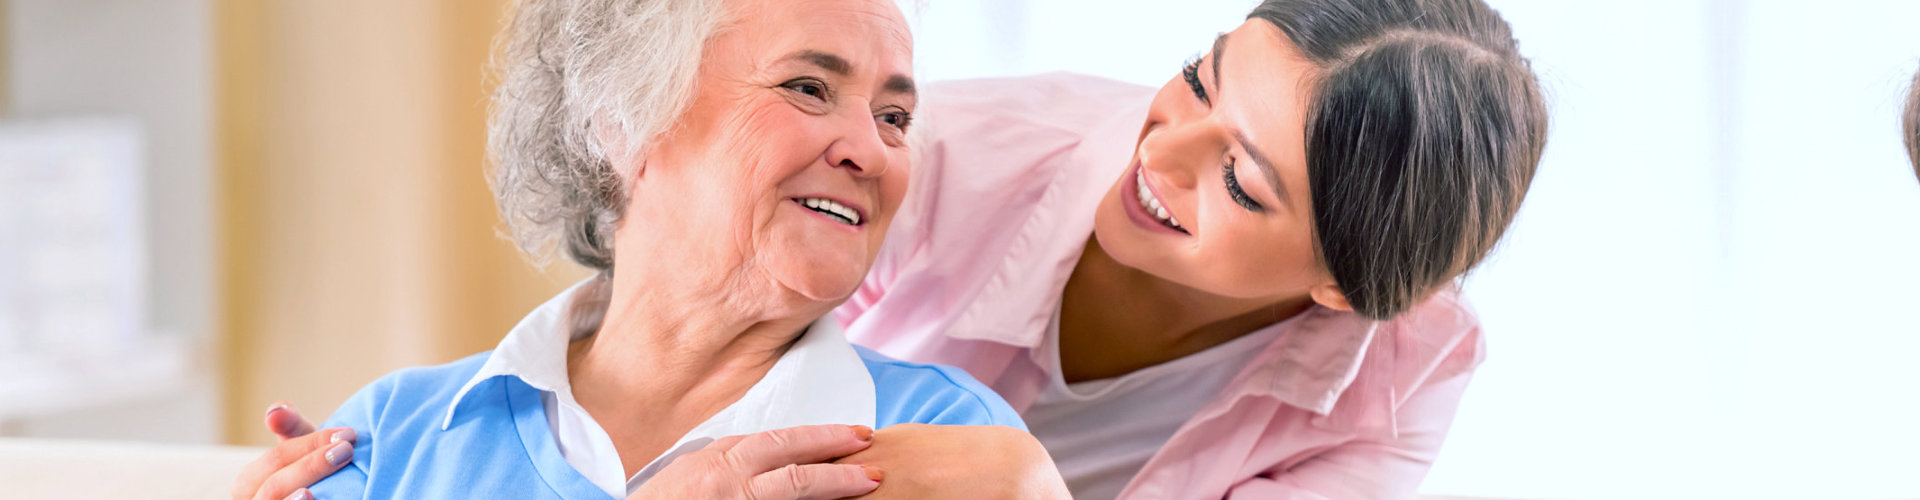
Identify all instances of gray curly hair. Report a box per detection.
[488,0,728,270]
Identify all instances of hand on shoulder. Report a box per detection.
[832,424,1070,500]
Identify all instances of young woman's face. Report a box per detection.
[1092,19,1342,304]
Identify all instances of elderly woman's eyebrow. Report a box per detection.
[783,49,915,97]
[884,75,916,97]
[789,50,853,75]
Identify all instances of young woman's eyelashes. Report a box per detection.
[1182,55,1263,214]
[1181,56,1210,106]
[1223,159,1265,213]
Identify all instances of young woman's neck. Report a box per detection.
[1057,237,1314,383]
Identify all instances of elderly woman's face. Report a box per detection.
[620,0,914,307]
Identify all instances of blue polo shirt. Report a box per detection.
[309,347,1023,499]
[307,285,1023,499]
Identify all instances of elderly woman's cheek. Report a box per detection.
[749,107,880,302]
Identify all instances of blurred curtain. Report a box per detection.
[214,0,584,445]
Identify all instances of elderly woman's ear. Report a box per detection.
[593,112,645,178]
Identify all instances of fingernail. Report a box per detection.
[851,425,873,441]
[863,465,884,482]
[283,488,312,500]
[265,403,290,417]
[330,428,356,444]
[324,442,352,467]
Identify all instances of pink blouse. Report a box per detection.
[836,73,1485,500]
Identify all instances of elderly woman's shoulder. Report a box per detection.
[319,351,496,432]
[853,346,1027,431]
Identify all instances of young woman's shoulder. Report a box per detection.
[1380,287,1486,395]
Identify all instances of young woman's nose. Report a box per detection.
[1139,118,1223,191]
[823,104,889,179]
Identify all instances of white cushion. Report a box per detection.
[0,438,264,499]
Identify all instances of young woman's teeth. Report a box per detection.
[1135,170,1183,229]
[800,198,861,226]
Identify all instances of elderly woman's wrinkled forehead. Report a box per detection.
[721,0,913,62]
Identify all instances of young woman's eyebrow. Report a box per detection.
[1211,32,1229,95]
[1210,33,1283,205]
[1233,129,1288,205]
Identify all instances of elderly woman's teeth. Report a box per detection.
[800,198,862,226]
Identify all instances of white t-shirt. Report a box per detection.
[1021,310,1286,500]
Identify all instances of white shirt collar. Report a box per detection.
[443,280,877,497]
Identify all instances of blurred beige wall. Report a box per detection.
[215,0,584,445]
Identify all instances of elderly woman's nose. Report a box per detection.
[822,108,890,178]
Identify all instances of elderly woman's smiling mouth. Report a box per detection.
[792,196,867,226]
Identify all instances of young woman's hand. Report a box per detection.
[832,424,1070,500]
[229,402,353,500]
[627,424,884,500]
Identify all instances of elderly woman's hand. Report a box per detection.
[831,424,1071,500]
[628,424,884,500]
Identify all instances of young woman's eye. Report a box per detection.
[782,78,828,99]
[1223,159,1265,213]
[1182,56,1210,105]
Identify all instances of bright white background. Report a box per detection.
[906,1,1920,498]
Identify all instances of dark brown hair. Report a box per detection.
[1249,0,1549,320]
[1906,68,1919,175]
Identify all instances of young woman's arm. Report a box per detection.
[834,424,1071,500]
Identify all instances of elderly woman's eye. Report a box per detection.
[877,110,913,130]
[782,79,828,99]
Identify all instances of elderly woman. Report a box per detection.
[260,0,1046,498]
[245,0,1550,498]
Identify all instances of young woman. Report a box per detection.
[1906,68,1918,174]
[237,0,1548,498]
